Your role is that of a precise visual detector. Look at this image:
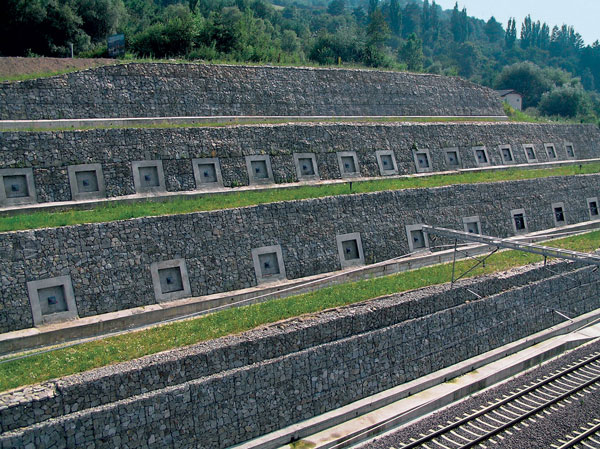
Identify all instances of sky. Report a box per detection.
[434,0,600,46]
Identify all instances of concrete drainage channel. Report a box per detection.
[1,220,599,355]
[234,308,600,449]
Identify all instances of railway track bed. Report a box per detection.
[365,339,600,449]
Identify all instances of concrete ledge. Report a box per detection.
[2,220,598,355]
[233,307,600,449]
[0,115,509,131]
[1,158,596,217]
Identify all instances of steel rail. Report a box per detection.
[554,420,600,449]
[399,352,600,449]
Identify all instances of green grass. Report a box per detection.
[503,103,587,125]
[0,64,120,83]
[0,115,507,133]
[0,68,84,83]
[504,104,549,123]
[1,163,597,233]
[1,229,599,392]
[289,441,316,449]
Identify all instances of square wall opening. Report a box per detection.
[39,285,68,315]
[132,160,166,194]
[545,144,557,160]
[376,150,399,176]
[140,167,159,187]
[336,152,360,178]
[252,245,286,284]
[0,168,36,207]
[412,149,433,173]
[472,146,490,167]
[27,275,78,326]
[251,161,268,179]
[150,258,192,302]
[336,232,365,268]
[511,209,528,234]
[552,202,566,227]
[259,253,280,276]
[406,224,429,252]
[193,158,223,189]
[564,143,576,159]
[293,153,320,181]
[444,148,461,168]
[499,145,515,164]
[68,163,106,201]
[587,197,599,220]
[462,216,481,235]
[158,267,184,294]
[245,155,274,185]
[76,171,98,192]
[4,175,29,198]
[523,144,538,163]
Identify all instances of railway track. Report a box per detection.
[553,420,600,449]
[397,352,600,449]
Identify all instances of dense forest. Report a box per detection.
[3,0,600,122]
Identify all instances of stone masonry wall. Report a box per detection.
[1,263,598,448]
[0,173,599,333]
[0,122,598,205]
[0,63,504,120]
[0,260,585,434]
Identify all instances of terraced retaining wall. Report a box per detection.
[0,174,599,333]
[0,122,598,205]
[0,63,504,120]
[1,261,598,448]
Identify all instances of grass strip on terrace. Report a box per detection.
[0,230,598,392]
[1,163,598,233]
[0,115,507,133]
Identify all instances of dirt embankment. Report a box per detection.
[0,57,117,80]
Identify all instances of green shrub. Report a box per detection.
[538,86,590,118]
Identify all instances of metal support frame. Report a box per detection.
[450,246,499,288]
[422,225,600,289]
[422,225,600,266]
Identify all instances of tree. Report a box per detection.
[233,9,279,62]
[484,16,503,43]
[196,8,241,53]
[399,33,423,71]
[450,3,468,42]
[520,15,532,49]
[454,41,481,78]
[367,0,378,16]
[388,0,401,36]
[421,0,439,43]
[505,17,516,49]
[494,62,552,108]
[539,23,550,49]
[550,24,584,57]
[188,0,199,12]
[132,14,193,57]
[309,30,363,65]
[401,3,421,38]
[421,0,430,32]
[367,7,389,49]
[281,29,299,54]
[75,0,126,44]
[538,86,589,117]
[427,1,439,42]
[327,0,345,16]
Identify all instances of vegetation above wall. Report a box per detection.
[2,0,600,123]
[1,162,598,232]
